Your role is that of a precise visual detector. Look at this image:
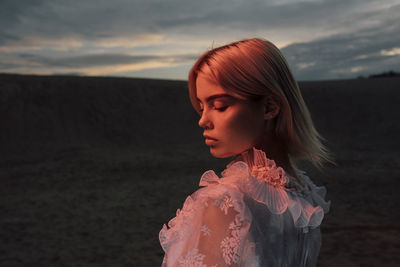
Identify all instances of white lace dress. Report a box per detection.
[159,147,330,267]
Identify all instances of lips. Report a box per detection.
[205,138,218,146]
[203,134,217,140]
[204,134,218,146]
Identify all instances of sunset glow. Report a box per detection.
[0,0,399,80]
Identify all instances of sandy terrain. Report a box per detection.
[0,74,399,266]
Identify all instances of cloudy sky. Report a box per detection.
[1,0,399,81]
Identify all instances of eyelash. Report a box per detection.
[199,106,228,113]
[215,106,228,111]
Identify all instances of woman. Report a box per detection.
[159,38,333,266]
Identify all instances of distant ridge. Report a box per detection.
[0,74,199,155]
[0,74,398,157]
[356,70,400,79]
[0,72,186,82]
[368,70,400,78]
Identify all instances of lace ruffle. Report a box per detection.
[159,181,252,257]
[198,147,331,230]
[160,195,196,255]
[160,147,331,265]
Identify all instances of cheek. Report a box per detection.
[225,109,264,142]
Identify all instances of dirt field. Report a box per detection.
[0,74,399,266]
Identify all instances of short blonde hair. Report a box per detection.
[188,38,335,169]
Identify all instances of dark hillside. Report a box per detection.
[0,74,399,266]
[0,74,199,156]
[300,77,399,151]
[1,74,398,157]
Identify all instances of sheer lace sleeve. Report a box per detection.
[160,147,330,266]
[159,185,254,267]
[197,196,243,266]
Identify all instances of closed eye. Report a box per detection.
[215,106,228,111]
[199,105,228,114]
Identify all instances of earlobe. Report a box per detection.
[264,110,279,120]
[263,97,280,120]
[264,112,275,120]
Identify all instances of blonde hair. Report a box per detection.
[188,38,335,170]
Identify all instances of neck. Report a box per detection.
[255,132,299,182]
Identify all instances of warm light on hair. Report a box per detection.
[188,38,335,169]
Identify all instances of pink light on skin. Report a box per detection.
[195,65,269,158]
[204,138,218,146]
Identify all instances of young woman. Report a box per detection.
[159,38,333,266]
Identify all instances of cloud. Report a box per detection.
[0,52,199,76]
[281,3,400,80]
[380,47,400,56]
[0,0,399,80]
[45,53,196,67]
[2,0,396,47]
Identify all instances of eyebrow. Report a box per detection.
[196,93,232,104]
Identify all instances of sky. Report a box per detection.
[0,0,399,81]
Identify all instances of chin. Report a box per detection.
[209,146,237,158]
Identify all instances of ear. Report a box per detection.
[263,96,280,120]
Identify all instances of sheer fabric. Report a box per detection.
[159,147,330,266]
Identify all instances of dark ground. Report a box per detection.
[0,74,399,266]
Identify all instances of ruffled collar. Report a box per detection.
[199,146,331,226]
[225,147,308,192]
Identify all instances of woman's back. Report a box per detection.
[160,147,330,266]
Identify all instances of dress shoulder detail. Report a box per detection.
[160,177,254,266]
[199,147,331,229]
[159,147,331,266]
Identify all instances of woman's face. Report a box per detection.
[196,68,267,158]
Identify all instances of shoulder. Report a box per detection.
[159,179,250,254]
[200,160,331,230]
[295,169,331,215]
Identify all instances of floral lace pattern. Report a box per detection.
[177,248,219,267]
[160,147,330,267]
[214,194,234,215]
[220,214,244,265]
[178,248,206,267]
[201,225,211,237]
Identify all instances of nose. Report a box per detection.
[198,110,213,129]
